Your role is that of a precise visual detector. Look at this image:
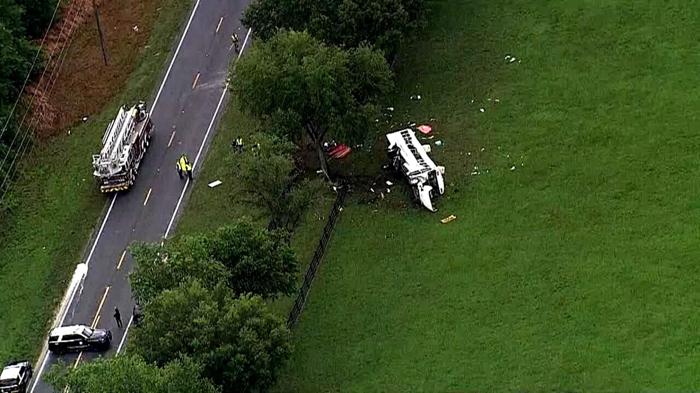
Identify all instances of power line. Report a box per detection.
[0,0,63,143]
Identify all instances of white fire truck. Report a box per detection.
[386,128,445,212]
[92,102,153,192]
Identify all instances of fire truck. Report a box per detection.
[386,127,445,212]
[92,102,153,193]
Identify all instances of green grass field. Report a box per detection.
[0,0,191,364]
[277,1,700,391]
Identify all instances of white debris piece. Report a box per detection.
[510,166,516,171]
[133,25,139,32]
[386,181,393,186]
[208,180,222,188]
[479,108,485,113]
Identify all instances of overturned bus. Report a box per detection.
[386,128,445,212]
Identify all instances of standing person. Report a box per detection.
[231,32,240,53]
[114,307,123,329]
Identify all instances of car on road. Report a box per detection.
[48,325,112,354]
[0,361,32,393]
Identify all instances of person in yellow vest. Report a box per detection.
[176,153,193,179]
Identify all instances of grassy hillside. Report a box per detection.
[277,1,700,391]
[0,0,191,364]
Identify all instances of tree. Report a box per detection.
[129,241,230,305]
[239,133,316,230]
[242,0,424,57]
[130,221,299,301]
[15,0,57,38]
[208,221,299,298]
[232,31,392,180]
[47,355,220,393]
[131,280,292,393]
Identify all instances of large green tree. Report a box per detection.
[232,30,392,179]
[131,281,292,393]
[242,0,424,57]
[47,355,220,393]
[130,220,298,302]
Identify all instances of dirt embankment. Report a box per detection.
[34,0,160,137]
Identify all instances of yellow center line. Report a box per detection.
[167,130,176,147]
[143,188,153,206]
[92,286,110,327]
[192,72,200,89]
[91,315,101,329]
[216,16,224,33]
[116,249,127,270]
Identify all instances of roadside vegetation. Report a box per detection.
[0,0,191,366]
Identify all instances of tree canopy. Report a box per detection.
[47,355,220,393]
[130,220,299,302]
[131,280,292,393]
[242,0,424,57]
[232,30,392,178]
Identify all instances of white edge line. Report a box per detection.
[163,82,228,239]
[237,28,252,60]
[151,0,201,111]
[85,194,117,265]
[30,1,204,389]
[116,316,134,354]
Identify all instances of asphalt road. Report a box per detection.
[30,0,251,391]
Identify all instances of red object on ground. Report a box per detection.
[330,144,351,159]
[328,144,345,156]
[418,124,433,134]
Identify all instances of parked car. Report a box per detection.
[48,325,112,354]
[0,361,32,393]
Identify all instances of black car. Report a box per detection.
[0,361,32,393]
[48,325,112,354]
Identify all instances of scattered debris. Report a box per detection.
[418,124,433,134]
[494,98,500,103]
[510,165,516,171]
[386,107,394,112]
[132,25,139,32]
[480,147,485,152]
[435,140,443,146]
[208,180,222,188]
[440,215,457,224]
[410,94,422,100]
[82,116,88,122]
[479,108,485,113]
[385,181,393,186]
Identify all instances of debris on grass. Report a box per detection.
[440,215,457,224]
[435,140,443,146]
[386,181,393,186]
[133,25,139,32]
[510,165,516,171]
[208,180,222,188]
[418,124,432,134]
[479,108,485,113]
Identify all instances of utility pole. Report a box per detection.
[93,0,108,65]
